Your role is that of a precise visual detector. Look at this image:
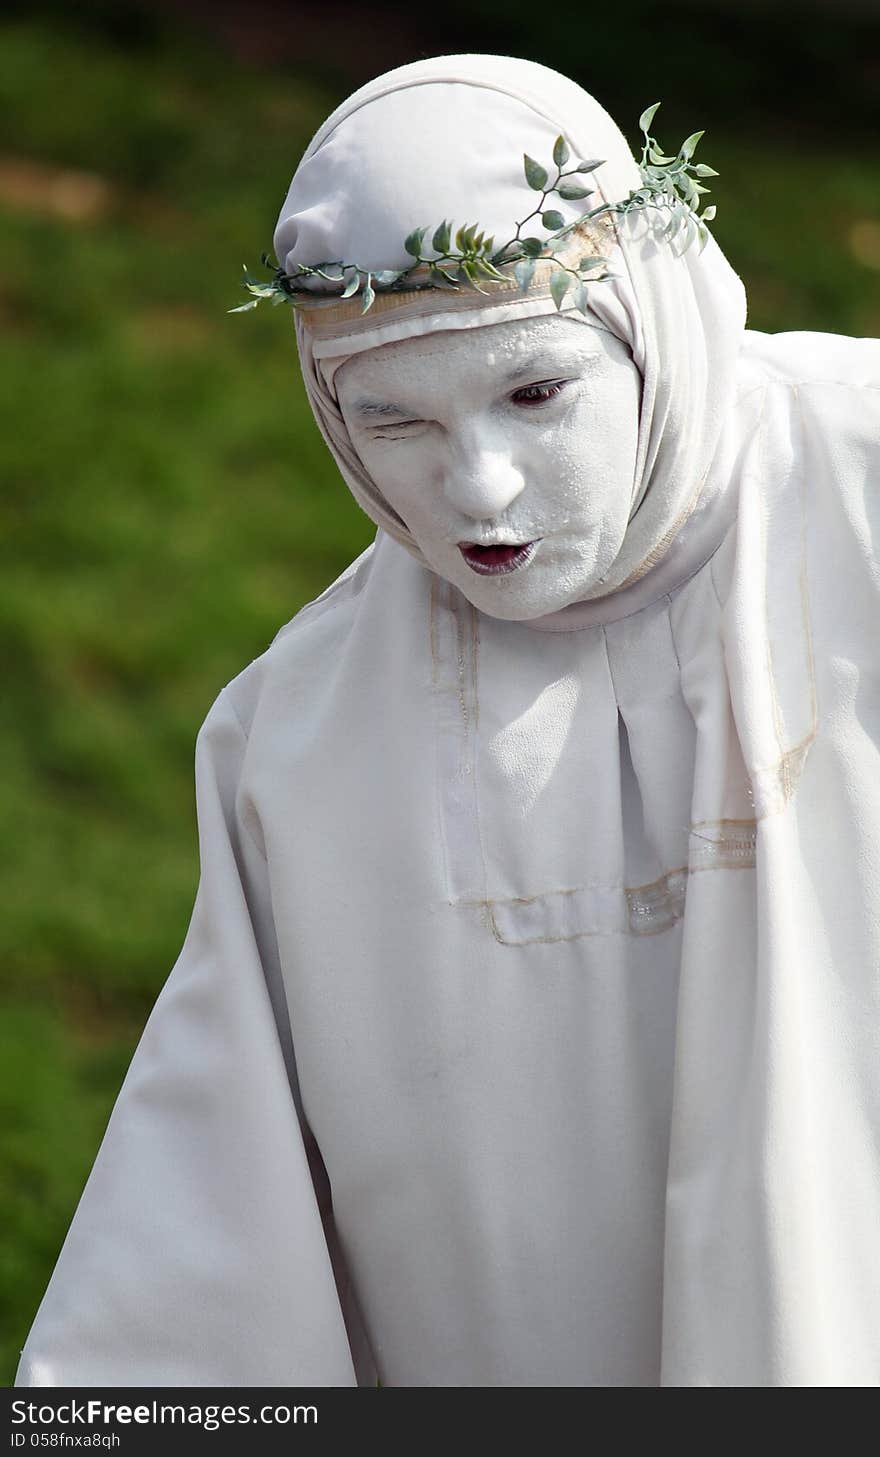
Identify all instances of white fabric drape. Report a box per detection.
[15,689,369,1385]
[15,54,880,1388]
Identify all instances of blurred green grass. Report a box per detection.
[1,11,878,1382]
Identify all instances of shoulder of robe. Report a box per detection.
[204,540,376,744]
[714,326,880,621]
[741,326,880,392]
[734,328,880,539]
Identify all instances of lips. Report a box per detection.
[458,540,540,576]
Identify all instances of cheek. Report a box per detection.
[571,386,640,505]
[537,407,636,517]
[353,436,442,530]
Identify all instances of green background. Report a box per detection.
[2,1,878,1382]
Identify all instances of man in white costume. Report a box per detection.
[16,54,880,1388]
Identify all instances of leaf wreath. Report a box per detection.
[229,103,719,319]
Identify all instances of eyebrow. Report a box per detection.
[502,351,600,384]
[351,398,414,420]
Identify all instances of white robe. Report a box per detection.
[15,326,880,1387]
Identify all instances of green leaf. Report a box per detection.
[514,258,536,292]
[549,269,572,310]
[648,148,676,165]
[697,222,710,254]
[578,254,608,271]
[404,227,426,258]
[459,260,489,293]
[552,134,570,168]
[520,237,545,257]
[473,257,509,281]
[663,208,684,242]
[523,153,549,191]
[361,275,375,313]
[570,281,590,315]
[429,264,460,290]
[678,130,705,161]
[228,299,260,312]
[639,101,661,134]
[340,270,361,298]
[434,219,452,253]
[701,204,717,222]
[693,163,719,177]
[542,209,566,232]
[576,158,605,173]
[556,183,592,201]
[679,216,697,254]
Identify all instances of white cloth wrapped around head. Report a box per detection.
[274,53,747,601]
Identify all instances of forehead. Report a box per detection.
[333,313,617,400]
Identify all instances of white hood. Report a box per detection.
[275,53,747,608]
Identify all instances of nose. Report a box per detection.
[441,435,526,521]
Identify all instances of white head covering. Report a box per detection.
[274,53,747,603]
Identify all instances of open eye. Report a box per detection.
[511,380,569,407]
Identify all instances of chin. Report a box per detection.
[428,545,608,621]
[457,579,593,622]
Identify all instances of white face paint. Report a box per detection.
[334,313,642,621]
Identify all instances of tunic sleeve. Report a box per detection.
[14,684,363,1387]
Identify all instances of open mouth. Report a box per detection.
[458,540,540,576]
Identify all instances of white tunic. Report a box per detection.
[16,328,880,1386]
